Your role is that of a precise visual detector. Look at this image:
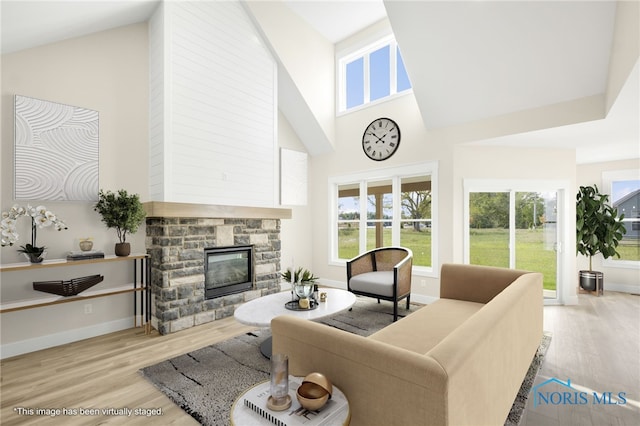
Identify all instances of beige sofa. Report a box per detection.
[271,263,543,426]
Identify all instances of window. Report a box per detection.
[338,36,412,113]
[330,162,438,275]
[603,170,640,267]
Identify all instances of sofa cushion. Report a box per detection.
[349,271,394,297]
[368,298,484,354]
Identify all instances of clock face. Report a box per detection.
[362,118,401,161]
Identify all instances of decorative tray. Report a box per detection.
[284,300,319,311]
[33,274,104,297]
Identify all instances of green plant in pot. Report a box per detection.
[281,267,318,301]
[94,189,146,257]
[576,185,626,291]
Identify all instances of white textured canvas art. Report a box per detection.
[14,95,99,201]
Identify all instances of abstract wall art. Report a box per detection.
[14,95,99,201]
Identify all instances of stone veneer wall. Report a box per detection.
[145,217,282,334]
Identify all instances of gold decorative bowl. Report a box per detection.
[297,383,329,411]
[296,372,333,411]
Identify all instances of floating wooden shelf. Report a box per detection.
[0,253,148,272]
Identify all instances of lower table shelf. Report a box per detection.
[0,254,151,333]
[0,284,143,312]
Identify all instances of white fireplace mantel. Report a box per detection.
[143,201,292,220]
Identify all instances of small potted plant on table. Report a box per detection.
[94,189,146,256]
[281,267,318,309]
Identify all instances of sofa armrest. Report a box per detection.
[440,263,531,303]
[271,315,448,426]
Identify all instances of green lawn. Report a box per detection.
[470,228,557,290]
[338,227,431,266]
[339,227,558,290]
[617,241,640,261]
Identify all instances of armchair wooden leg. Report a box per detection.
[393,301,398,322]
[406,295,410,310]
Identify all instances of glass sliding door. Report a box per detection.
[468,192,510,268]
[466,184,562,303]
[514,192,558,299]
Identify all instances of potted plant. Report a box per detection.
[576,185,626,291]
[1,205,68,263]
[281,267,318,304]
[94,189,146,256]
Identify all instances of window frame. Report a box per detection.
[602,169,640,269]
[336,35,412,115]
[328,162,438,277]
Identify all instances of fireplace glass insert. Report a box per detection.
[204,245,254,298]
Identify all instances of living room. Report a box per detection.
[1,1,639,425]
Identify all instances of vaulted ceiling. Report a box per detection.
[1,0,638,164]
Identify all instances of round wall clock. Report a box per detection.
[362,117,401,161]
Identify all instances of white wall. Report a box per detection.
[1,23,149,357]
[278,112,313,276]
[148,1,278,207]
[1,23,149,263]
[577,158,640,294]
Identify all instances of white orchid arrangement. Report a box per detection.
[1,205,68,255]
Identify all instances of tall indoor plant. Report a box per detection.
[576,185,626,291]
[94,189,146,256]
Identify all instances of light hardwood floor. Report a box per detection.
[1,292,638,425]
[521,291,640,426]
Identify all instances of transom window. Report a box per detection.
[330,162,438,275]
[337,35,412,113]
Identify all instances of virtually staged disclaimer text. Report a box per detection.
[14,407,163,418]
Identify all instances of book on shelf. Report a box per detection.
[242,376,349,426]
[66,250,105,260]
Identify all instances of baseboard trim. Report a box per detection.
[0,318,135,360]
[605,283,640,295]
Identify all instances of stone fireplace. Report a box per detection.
[144,202,291,335]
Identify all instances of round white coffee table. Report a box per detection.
[234,288,356,357]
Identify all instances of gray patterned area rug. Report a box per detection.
[140,298,549,426]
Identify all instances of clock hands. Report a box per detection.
[367,131,388,144]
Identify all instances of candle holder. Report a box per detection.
[267,354,291,411]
